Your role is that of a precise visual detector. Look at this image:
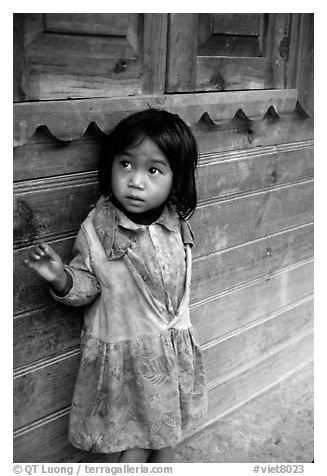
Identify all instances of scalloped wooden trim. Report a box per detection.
[14,89,303,147]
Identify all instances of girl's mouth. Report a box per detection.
[126,195,145,202]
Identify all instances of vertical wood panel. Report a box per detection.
[292,14,314,116]
[142,14,168,94]
[166,14,198,92]
[13,14,26,102]
[271,14,290,89]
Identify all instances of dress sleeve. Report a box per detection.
[50,225,101,307]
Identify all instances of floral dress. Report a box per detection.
[51,196,207,453]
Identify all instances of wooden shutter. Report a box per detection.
[167,13,290,92]
[14,13,169,101]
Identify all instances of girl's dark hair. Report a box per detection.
[98,108,198,219]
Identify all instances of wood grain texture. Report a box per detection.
[14,304,82,369]
[206,331,313,424]
[166,14,198,92]
[192,181,313,257]
[198,142,313,201]
[142,14,168,94]
[267,14,290,89]
[14,409,78,463]
[291,14,314,117]
[168,13,291,92]
[193,260,313,345]
[44,13,129,36]
[13,129,105,182]
[14,174,98,246]
[191,223,313,304]
[194,113,313,155]
[203,298,313,383]
[197,57,266,91]
[14,350,79,429]
[13,14,26,102]
[21,13,143,101]
[212,13,262,36]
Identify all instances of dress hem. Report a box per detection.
[68,436,181,454]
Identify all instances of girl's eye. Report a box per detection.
[149,167,160,175]
[120,160,131,169]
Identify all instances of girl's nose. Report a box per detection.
[128,171,145,190]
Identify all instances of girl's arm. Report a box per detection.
[24,227,100,307]
[56,226,101,306]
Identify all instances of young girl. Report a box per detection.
[24,109,207,463]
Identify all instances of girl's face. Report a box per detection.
[111,137,173,217]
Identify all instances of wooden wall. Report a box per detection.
[13,13,314,463]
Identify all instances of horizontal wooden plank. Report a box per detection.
[206,332,313,423]
[13,409,79,463]
[14,260,313,368]
[192,181,313,257]
[13,128,105,182]
[14,350,79,429]
[13,297,312,431]
[191,223,313,304]
[203,298,313,383]
[194,112,313,155]
[27,57,142,101]
[13,331,313,463]
[13,89,298,145]
[14,304,82,369]
[193,260,313,345]
[198,142,313,202]
[28,32,138,59]
[45,13,130,36]
[14,176,98,246]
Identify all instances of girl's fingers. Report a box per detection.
[41,243,59,261]
[24,258,38,269]
[29,250,42,261]
[30,243,56,261]
[24,242,62,269]
[33,244,45,257]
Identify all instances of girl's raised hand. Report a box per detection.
[24,242,67,291]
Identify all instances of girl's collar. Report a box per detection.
[112,199,180,233]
